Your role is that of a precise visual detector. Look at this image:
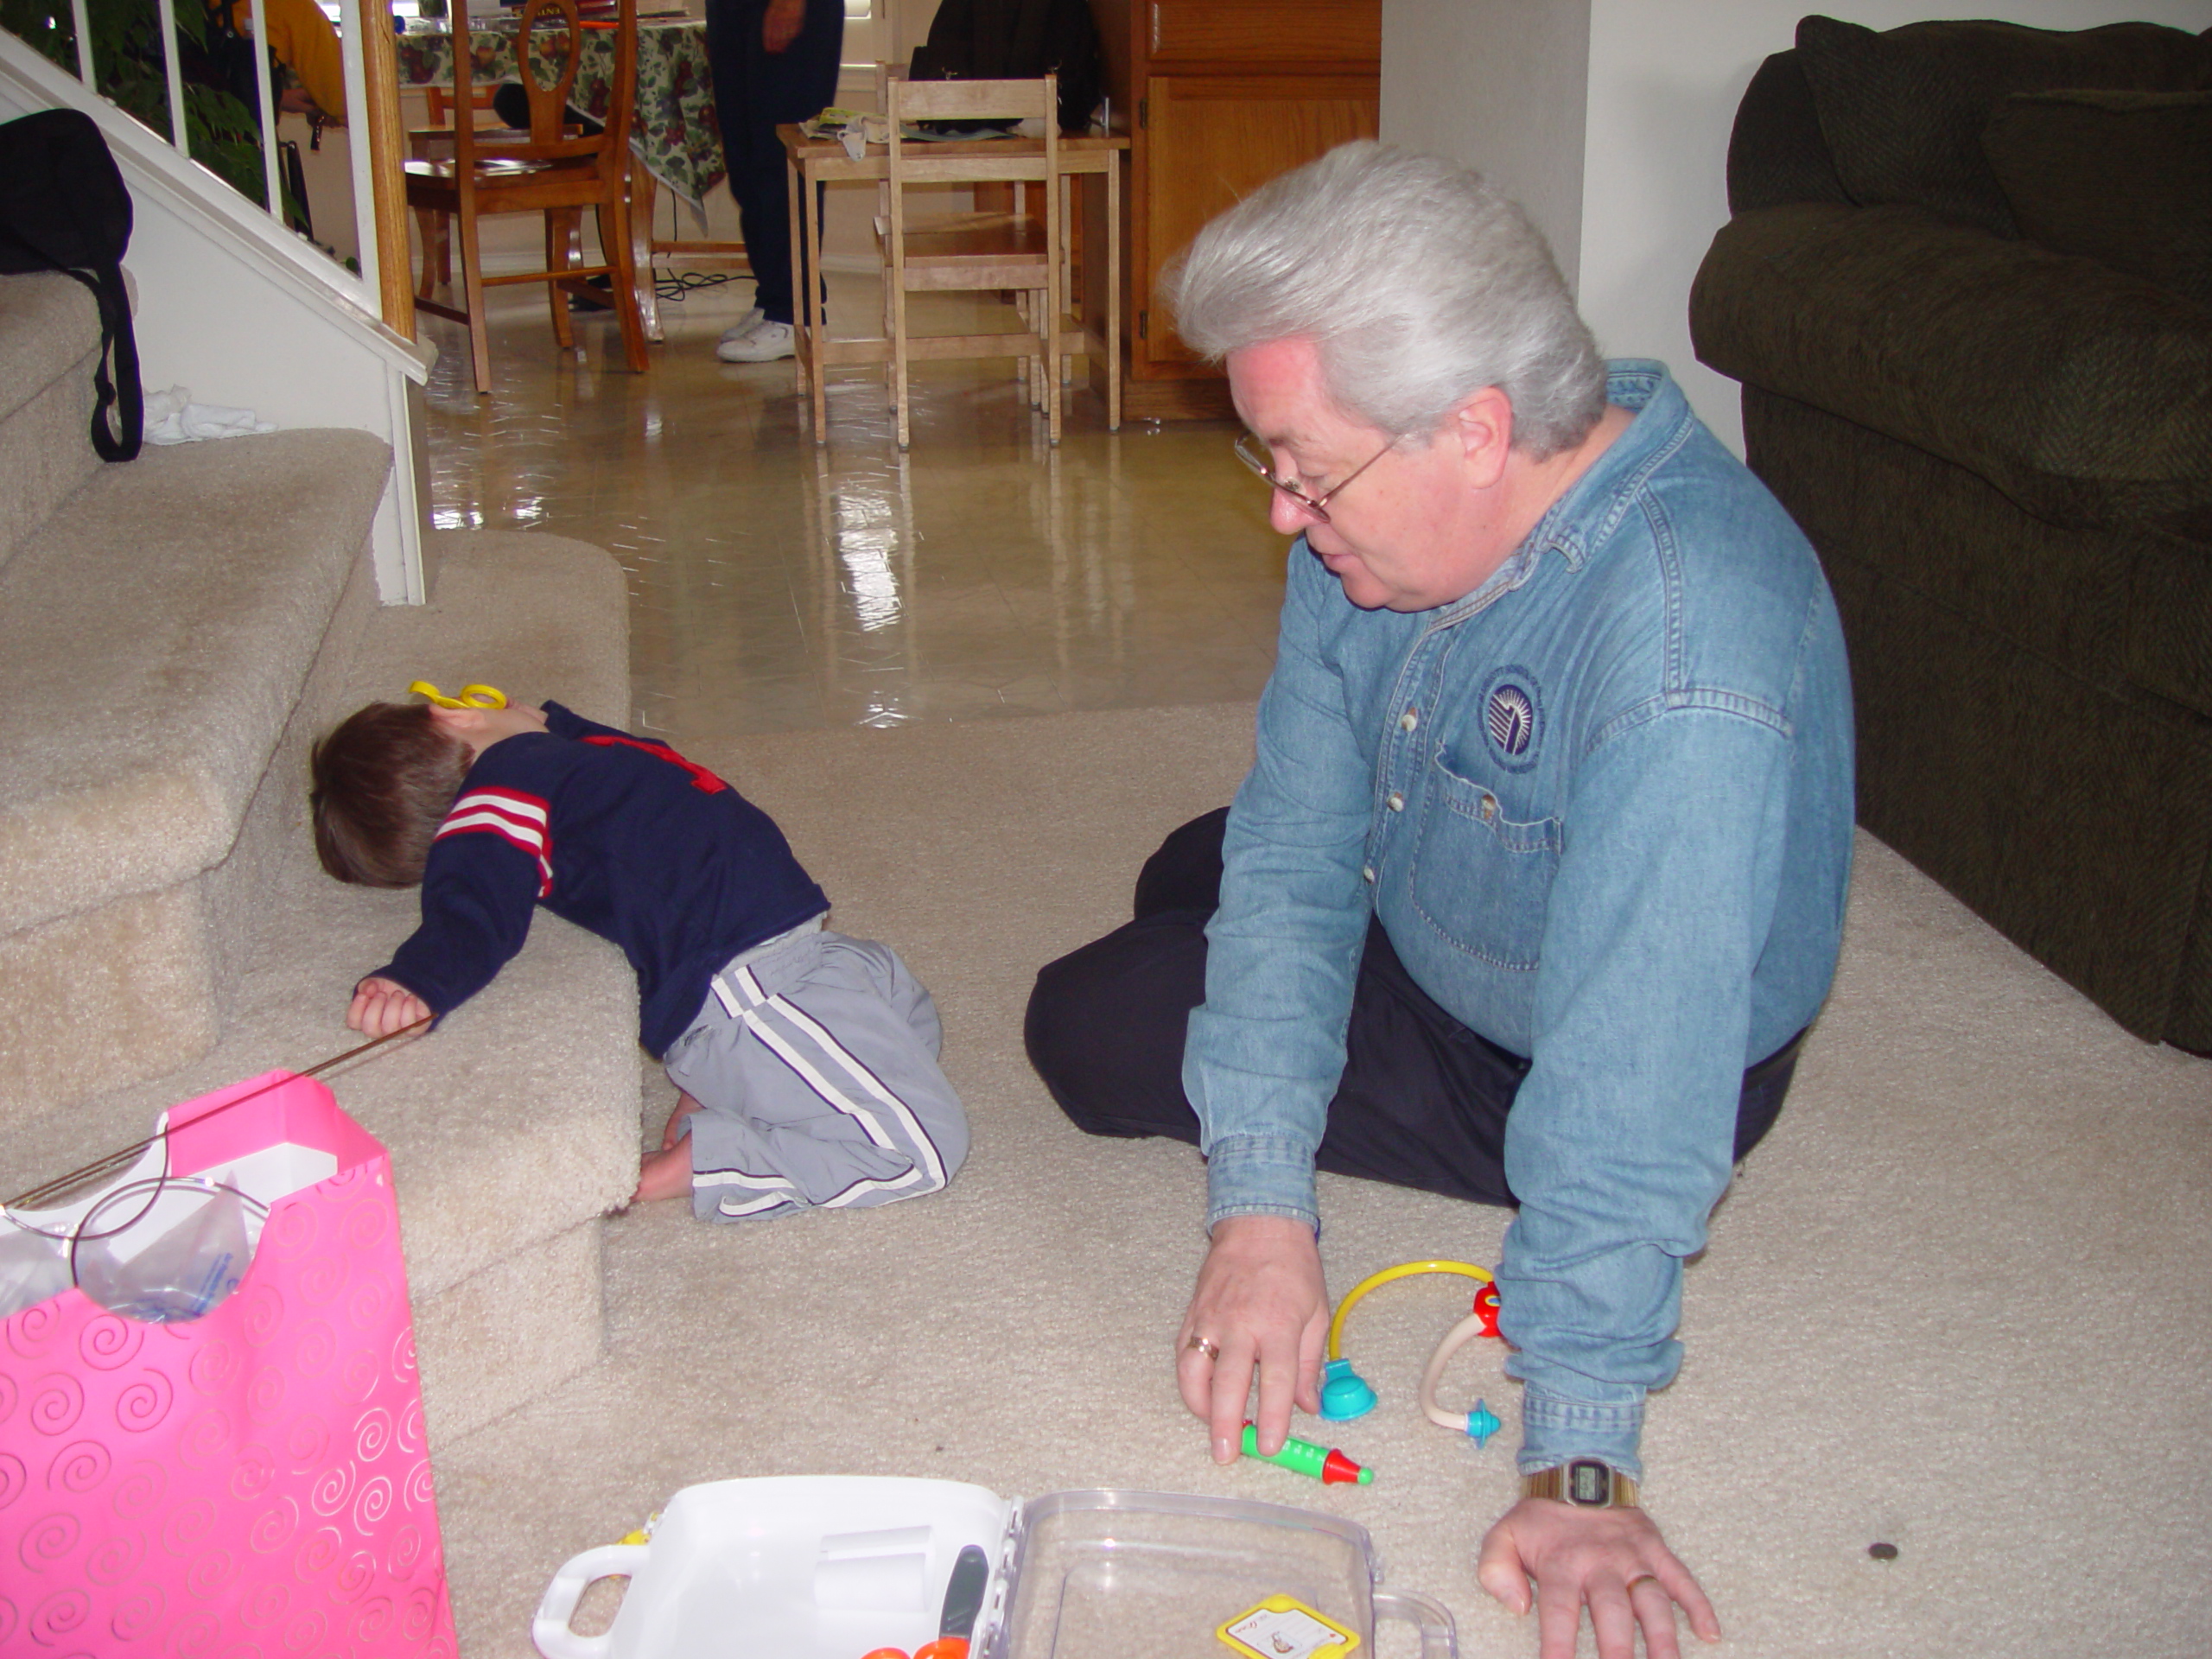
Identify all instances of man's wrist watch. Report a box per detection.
[1522,1459,1639,1509]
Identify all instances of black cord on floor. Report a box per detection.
[652,269,739,302]
[649,188,747,304]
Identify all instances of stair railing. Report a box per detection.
[9,0,412,337]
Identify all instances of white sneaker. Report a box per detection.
[716,320,795,363]
[715,307,763,346]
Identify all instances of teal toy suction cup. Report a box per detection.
[1318,1356,1377,1421]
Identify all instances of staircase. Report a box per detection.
[0,106,643,1484]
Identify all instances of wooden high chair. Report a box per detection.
[880,74,1061,448]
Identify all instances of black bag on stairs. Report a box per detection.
[0,108,143,462]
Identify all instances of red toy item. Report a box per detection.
[1473,1281,1502,1338]
[1317,1446,1368,1486]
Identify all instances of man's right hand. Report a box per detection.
[762,0,804,52]
[1175,1213,1329,1465]
[347,976,432,1038]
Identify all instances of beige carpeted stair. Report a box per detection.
[418,703,2212,1659]
[0,270,640,1452]
[0,272,104,566]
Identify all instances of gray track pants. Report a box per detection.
[663,928,969,1222]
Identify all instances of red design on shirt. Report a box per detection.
[580,734,728,794]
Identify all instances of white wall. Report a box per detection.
[1578,0,2212,453]
[1385,0,2212,454]
[1382,0,1592,289]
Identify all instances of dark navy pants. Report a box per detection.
[1025,809,1804,1209]
[703,0,842,323]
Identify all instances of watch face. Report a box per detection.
[1567,1459,1611,1505]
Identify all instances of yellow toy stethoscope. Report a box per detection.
[1322,1259,1505,1446]
[408,680,508,710]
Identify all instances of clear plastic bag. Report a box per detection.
[71,1175,266,1322]
[0,1220,72,1318]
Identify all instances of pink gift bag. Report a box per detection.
[0,1071,457,1657]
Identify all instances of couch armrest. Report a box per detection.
[1691,201,2212,537]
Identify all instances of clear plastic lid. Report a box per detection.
[989,1490,1379,1659]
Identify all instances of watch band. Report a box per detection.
[1522,1459,1639,1509]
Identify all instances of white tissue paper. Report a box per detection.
[143,385,277,445]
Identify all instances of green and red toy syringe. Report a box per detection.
[1240,1422,1371,1485]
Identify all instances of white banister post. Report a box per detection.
[153,0,190,148]
[248,3,284,218]
[68,0,93,84]
[336,0,382,301]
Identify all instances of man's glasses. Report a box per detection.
[1235,432,1394,524]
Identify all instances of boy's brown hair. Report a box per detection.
[309,702,473,887]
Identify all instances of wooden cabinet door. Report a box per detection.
[1135,73,1379,376]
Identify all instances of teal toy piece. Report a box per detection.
[1465,1400,1501,1448]
[1318,1357,1377,1421]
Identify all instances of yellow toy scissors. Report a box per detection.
[408,681,508,710]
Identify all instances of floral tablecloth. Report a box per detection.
[395,21,726,208]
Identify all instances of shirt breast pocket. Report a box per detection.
[1407,752,1560,972]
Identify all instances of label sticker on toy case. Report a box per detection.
[1218,1593,1360,1659]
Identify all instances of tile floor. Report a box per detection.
[413,226,1289,743]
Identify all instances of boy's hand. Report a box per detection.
[348,976,432,1037]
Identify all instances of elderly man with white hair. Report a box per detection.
[1027,142,1855,1659]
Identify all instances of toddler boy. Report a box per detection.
[310,694,968,1219]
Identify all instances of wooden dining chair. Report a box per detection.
[408,82,503,291]
[880,73,1061,449]
[403,0,649,394]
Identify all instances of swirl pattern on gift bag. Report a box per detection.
[0,1077,454,1656]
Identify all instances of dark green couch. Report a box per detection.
[1690,15,2212,1049]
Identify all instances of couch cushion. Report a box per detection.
[1692,200,2212,538]
[1982,89,2212,310]
[1794,15,2212,238]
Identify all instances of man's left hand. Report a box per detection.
[762,0,804,51]
[1477,1498,1719,1659]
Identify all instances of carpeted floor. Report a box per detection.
[424,702,2212,1659]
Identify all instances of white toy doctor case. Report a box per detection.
[533,1478,1458,1659]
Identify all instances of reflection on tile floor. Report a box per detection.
[414,253,1287,741]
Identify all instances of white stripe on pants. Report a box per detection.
[663,929,969,1222]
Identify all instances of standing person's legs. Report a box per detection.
[706,0,842,334]
[1026,810,1803,1207]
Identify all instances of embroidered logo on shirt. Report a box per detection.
[1478,667,1543,773]
[436,787,554,895]
[1487,683,1535,756]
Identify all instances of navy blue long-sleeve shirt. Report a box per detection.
[375,702,829,1056]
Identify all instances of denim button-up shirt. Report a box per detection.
[1185,362,1855,1477]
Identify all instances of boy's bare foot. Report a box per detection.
[661,1090,703,1150]
[632,1143,694,1204]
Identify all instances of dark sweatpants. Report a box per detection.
[1025,809,1803,1208]
[703,0,842,324]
